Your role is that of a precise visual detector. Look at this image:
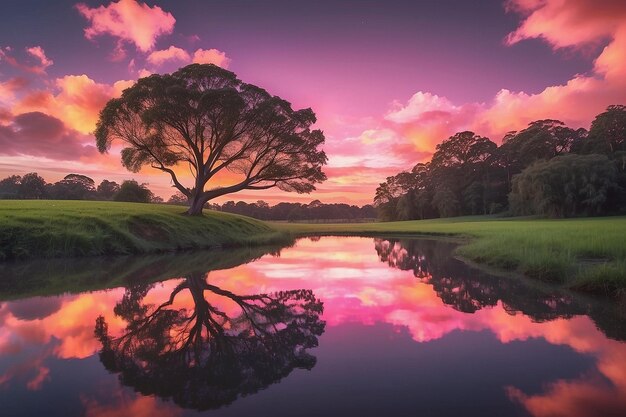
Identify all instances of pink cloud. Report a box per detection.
[192,48,231,68]
[25,46,53,70]
[0,46,53,74]
[0,77,29,105]
[356,0,626,166]
[384,92,483,152]
[76,0,175,53]
[0,112,98,160]
[141,47,231,76]
[504,0,626,49]
[146,45,190,67]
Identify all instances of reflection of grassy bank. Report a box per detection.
[0,244,286,300]
[0,200,291,260]
[273,216,626,296]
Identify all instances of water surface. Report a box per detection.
[1,237,625,417]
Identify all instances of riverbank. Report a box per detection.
[0,200,290,260]
[2,201,624,297]
[272,216,626,297]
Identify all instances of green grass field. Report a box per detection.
[0,200,289,260]
[272,216,626,296]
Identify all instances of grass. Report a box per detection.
[0,200,290,260]
[1,201,625,297]
[272,215,626,296]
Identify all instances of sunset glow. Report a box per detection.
[2,0,626,203]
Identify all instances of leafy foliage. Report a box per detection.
[376,105,626,220]
[96,64,327,215]
[509,154,619,217]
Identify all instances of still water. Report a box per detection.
[1,236,625,417]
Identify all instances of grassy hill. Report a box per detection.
[0,200,290,260]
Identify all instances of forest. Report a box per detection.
[375,105,626,220]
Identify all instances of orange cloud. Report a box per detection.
[76,0,175,53]
[15,75,132,134]
[192,48,231,68]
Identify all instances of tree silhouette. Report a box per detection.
[95,64,327,215]
[94,272,325,411]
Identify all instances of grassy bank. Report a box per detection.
[272,216,626,296]
[2,201,624,297]
[0,244,285,301]
[0,200,290,260]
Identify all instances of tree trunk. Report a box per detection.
[186,194,206,216]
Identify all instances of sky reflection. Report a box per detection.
[0,236,625,416]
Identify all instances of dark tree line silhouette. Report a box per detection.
[0,173,160,203]
[376,105,626,219]
[0,171,375,220]
[209,199,376,222]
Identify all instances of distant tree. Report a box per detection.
[97,180,120,200]
[586,105,626,154]
[509,154,618,217]
[255,200,270,209]
[114,180,154,203]
[18,172,46,199]
[49,174,96,200]
[167,192,189,205]
[0,175,21,199]
[95,64,327,215]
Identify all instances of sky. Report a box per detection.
[1,0,626,204]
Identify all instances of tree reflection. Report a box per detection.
[374,238,583,319]
[94,271,325,411]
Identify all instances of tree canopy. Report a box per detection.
[95,64,327,215]
[375,105,626,220]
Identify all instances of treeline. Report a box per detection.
[208,199,376,221]
[375,105,626,219]
[0,173,161,203]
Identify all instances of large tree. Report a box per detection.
[95,64,327,215]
